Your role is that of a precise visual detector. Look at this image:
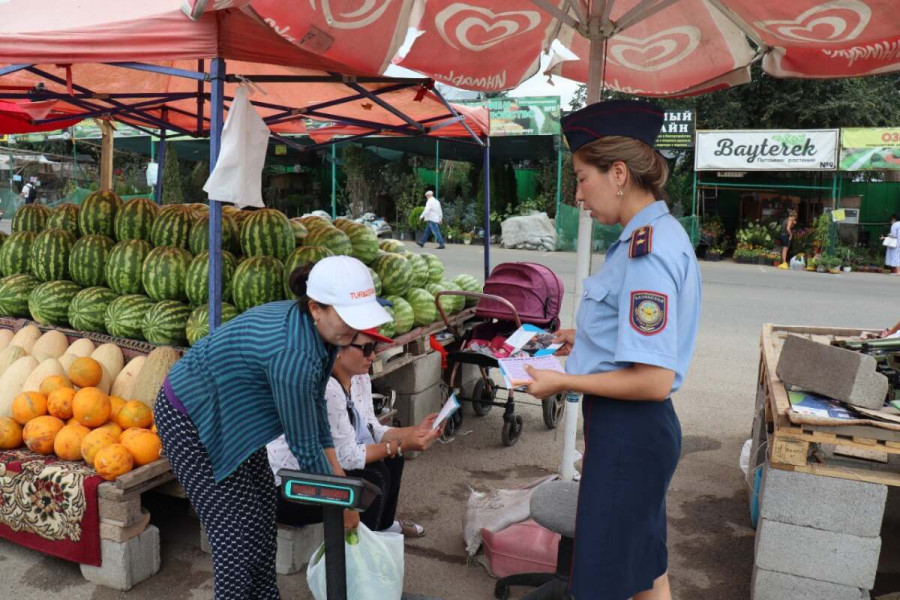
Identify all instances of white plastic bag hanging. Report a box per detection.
[307,523,404,600]
[203,86,269,207]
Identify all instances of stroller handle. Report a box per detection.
[434,290,522,336]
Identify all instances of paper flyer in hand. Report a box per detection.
[433,393,460,430]
[503,324,563,356]
[498,355,565,388]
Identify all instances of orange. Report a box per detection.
[22,415,65,455]
[68,357,103,388]
[53,424,91,461]
[96,421,123,439]
[121,429,162,466]
[72,387,111,428]
[109,396,126,420]
[119,427,147,445]
[67,417,79,426]
[39,375,71,396]
[116,401,153,429]
[12,391,48,425]
[81,428,117,466]
[93,443,134,481]
[47,387,77,420]
[0,417,23,449]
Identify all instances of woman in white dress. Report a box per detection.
[884,214,900,274]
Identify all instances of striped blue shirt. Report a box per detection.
[168,301,336,482]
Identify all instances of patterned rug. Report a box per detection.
[0,449,102,566]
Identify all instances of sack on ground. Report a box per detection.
[307,523,404,600]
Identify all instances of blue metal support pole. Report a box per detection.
[435,139,439,200]
[154,125,167,205]
[331,144,337,220]
[483,138,491,282]
[555,137,562,222]
[208,58,225,332]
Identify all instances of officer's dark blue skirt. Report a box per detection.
[570,395,682,600]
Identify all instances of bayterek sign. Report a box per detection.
[695,130,839,171]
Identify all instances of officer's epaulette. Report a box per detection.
[629,225,653,258]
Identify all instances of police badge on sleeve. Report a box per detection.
[630,291,667,335]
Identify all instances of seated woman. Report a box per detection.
[267,328,443,537]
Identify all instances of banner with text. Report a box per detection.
[656,110,695,149]
[840,128,900,171]
[695,129,838,171]
[457,96,560,136]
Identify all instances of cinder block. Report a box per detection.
[755,519,880,588]
[751,566,869,600]
[459,363,482,400]
[394,382,443,428]
[760,464,887,537]
[201,523,324,575]
[376,352,441,395]
[80,524,160,591]
[276,523,324,575]
[776,335,888,409]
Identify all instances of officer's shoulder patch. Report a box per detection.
[629,225,653,258]
[630,290,667,336]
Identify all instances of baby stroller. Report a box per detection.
[434,262,565,446]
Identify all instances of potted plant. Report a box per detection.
[707,246,723,261]
[807,257,818,272]
[825,257,842,274]
[462,231,473,245]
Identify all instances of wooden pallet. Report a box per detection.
[96,458,174,543]
[759,323,900,487]
[370,308,475,379]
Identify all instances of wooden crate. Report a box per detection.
[760,323,900,487]
[96,459,174,542]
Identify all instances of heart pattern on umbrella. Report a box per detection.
[608,26,701,72]
[754,0,871,44]
[314,0,394,30]
[434,4,542,52]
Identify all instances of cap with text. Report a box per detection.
[306,256,391,331]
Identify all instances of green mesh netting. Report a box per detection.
[555,203,700,253]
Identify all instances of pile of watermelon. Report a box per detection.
[0,196,482,348]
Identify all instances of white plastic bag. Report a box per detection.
[307,523,404,600]
[789,255,806,270]
[739,438,752,478]
[203,86,269,207]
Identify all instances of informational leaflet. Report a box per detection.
[503,324,563,356]
[788,391,857,420]
[498,355,565,388]
[432,393,460,431]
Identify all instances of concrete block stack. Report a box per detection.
[374,352,444,432]
[752,464,887,600]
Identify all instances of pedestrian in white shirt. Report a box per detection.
[267,328,443,537]
[417,190,445,249]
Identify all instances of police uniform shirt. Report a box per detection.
[566,201,701,393]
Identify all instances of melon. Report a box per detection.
[92,343,125,381]
[12,204,50,234]
[150,204,195,249]
[29,228,76,282]
[106,239,152,295]
[385,296,414,335]
[31,330,69,359]
[21,358,66,394]
[68,287,118,334]
[186,303,240,346]
[47,203,80,237]
[131,346,180,408]
[142,246,193,302]
[0,231,37,277]
[231,256,285,312]
[105,295,155,340]
[303,226,352,256]
[0,346,27,377]
[66,338,96,358]
[23,415,65,455]
[69,234,115,287]
[79,190,123,237]
[10,324,42,353]
[110,356,146,400]
[114,197,159,243]
[28,280,82,326]
[142,300,191,346]
[283,246,334,298]
[0,329,12,351]
[240,209,294,262]
[0,356,39,418]
[0,273,40,317]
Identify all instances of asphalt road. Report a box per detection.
[3,241,900,599]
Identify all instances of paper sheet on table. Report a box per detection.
[433,393,460,430]
[498,356,565,387]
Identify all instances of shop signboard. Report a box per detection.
[840,128,900,171]
[695,129,838,171]
[656,110,695,149]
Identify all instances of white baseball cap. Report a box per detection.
[307,256,391,330]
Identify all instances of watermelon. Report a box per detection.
[142,300,192,346]
[28,280,81,326]
[30,228,76,282]
[232,256,285,312]
[385,295,414,335]
[186,303,240,346]
[289,219,309,246]
[298,215,331,231]
[333,217,351,230]
[114,197,159,242]
[187,203,209,218]
[142,246,193,302]
[377,306,395,339]
[405,288,438,326]
[440,280,466,313]
[0,273,39,317]
[185,250,237,307]
[105,294,154,340]
[240,209,294,262]
[69,234,115,287]
[283,246,334,298]
[421,252,444,283]
[189,213,241,256]
[426,282,454,315]
[453,274,482,307]
[376,253,413,296]
[303,226,352,256]
[369,268,382,296]
[106,239,152,295]
[12,204,50,234]
[379,239,406,253]
[47,203,80,237]
[406,253,429,288]
[0,231,36,276]
[68,286,118,333]
[151,204,195,249]
[0,232,6,249]
[343,222,379,264]
[78,190,122,237]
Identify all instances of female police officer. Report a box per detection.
[525,100,701,600]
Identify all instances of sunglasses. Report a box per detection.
[349,342,377,357]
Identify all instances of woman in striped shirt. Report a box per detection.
[154,256,391,600]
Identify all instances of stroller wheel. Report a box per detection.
[442,411,458,439]
[471,379,493,417]
[542,394,565,429]
[501,415,523,447]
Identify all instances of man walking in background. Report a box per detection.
[417,190,445,249]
